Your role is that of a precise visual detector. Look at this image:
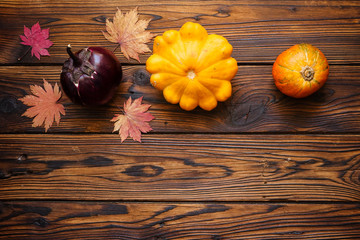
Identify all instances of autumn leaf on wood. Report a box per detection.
[103,7,154,62]
[19,22,53,60]
[111,96,155,142]
[19,79,65,132]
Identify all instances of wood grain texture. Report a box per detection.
[0,0,359,64]
[1,65,359,133]
[1,134,359,201]
[0,201,359,240]
[1,0,360,239]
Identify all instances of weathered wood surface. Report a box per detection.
[1,0,359,64]
[1,134,359,201]
[1,65,360,133]
[1,0,360,239]
[1,201,360,240]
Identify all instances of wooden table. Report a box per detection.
[1,1,360,239]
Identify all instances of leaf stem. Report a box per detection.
[18,47,31,61]
[112,99,124,113]
[113,44,120,53]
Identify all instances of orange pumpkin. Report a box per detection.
[272,43,329,98]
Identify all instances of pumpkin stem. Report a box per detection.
[301,66,315,81]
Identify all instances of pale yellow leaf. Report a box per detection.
[103,7,154,62]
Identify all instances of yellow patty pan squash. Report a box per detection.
[146,22,238,111]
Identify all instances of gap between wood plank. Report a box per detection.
[1,199,359,205]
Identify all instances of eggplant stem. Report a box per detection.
[67,44,82,66]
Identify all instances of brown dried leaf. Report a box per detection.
[111,96,154,142]
[19,79,65,132]
[103,7,154,62]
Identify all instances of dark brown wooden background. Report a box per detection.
[1,1,360,239]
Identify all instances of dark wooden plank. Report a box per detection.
[0,201,359,239]
[1,65,360,133]
[1,134,359,201]
[1,0,359,64]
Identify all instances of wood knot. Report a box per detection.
[92,15,107,23]
[289,6,297,12]
[123,165,164,177]
[0,170,10,179]
[33,217,49,228]
[17,154,28,161]
[230,101,266,126]
[82,156,113,167]
[133,69,151,86]
[0,97,18,114]
[216,5,230,17]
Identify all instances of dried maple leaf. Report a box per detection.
[19,22,53,60]
[19,79,65,132]
[111,96,154,142]
[103,7,154,62]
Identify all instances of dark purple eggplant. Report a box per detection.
[61,45,122,105]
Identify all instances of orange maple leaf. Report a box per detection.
[19,79,65,132]
[103,7,154,62]
[111,96,154,142]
